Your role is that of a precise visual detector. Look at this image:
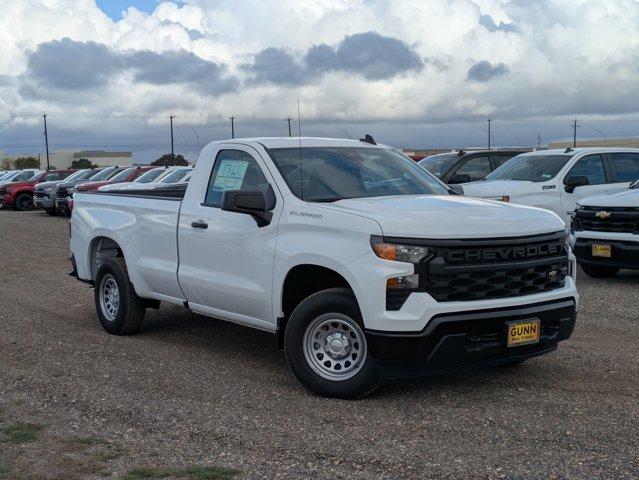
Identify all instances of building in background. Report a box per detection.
[548,137,639,149]
[50,150,133,168]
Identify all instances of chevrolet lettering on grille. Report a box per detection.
[446,242,565,263]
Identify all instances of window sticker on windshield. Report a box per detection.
[213,159,249,191]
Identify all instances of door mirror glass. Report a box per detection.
[221,184,276,227]
[564,175,589,193]
[449,173,471,184]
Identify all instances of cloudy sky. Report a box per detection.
[1,0,639,162]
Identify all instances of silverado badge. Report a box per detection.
[595,211,612,219]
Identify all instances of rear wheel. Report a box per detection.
[580,263,619,278]
[284,288,380,399]
[94,257,146,335]
[14,193,33,211]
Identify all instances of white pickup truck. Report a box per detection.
[459,148,639,226]
[70,137,579,398]
[571,180,639,277]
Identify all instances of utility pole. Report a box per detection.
[487,118,492,149]
[572,118,580,148]
[169,115,175,166]
[285,117,292,137]
[230,116,236,139]
[43,113,50,170]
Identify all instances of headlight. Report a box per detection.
[370,236,433,264]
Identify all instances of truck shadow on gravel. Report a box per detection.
[131,304,570,400]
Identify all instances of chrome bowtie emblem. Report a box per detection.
[595,211,611,219]
[547,270,558,278]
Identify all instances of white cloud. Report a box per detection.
[1,0,639,151]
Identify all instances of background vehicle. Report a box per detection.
[34,169,89,215]
[0,169,41,187]
[75,166,156,194]
[121,166,193,190]
[460,148,639,225]
[418,150,522,184]
[0,169,75,211]
[571,180,639,277]
[54,167,122,216]
[98,166,168,191]
[70,137,578,398]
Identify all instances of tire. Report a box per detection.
[94,257,146,335]
[284,288,381,399]
[580,263,619,278]
[14,193,33,211]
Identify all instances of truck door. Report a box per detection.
[560,154,613,216]
[177,146,281,331]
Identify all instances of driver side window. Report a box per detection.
[566,154,607,185]
[204,150,269,207]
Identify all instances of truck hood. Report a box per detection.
[35,180,63,189]
[328,195,565,238]
[461,180,537,198]
[579,188,639,208]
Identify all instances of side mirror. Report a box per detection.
[564,175,589,193]
[221,184,276,227]
[449,173,471,184]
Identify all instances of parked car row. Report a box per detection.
[0,165,194,215]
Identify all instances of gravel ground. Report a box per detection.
[0,210,638,480]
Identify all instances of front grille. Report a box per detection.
[0,187,6,196]
[56,187,68,199]
[574,206,639,234]
[426,261,568,302]
[34,188,45,198]
[389,232,569,303]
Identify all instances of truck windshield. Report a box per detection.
[160,168,191,183]
[268,146,449,202]
[135,168,164,183]
[108,167,137,182]
[486,154,572,183]
[90,168,121,182]
[418,154,459,178]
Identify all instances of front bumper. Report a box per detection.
[55,197,70,213]
[573,235,639,270]
[34,195,55,209]
[366,298,576,379]
[0,195,7,208]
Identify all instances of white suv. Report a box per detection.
[459,148,639,226]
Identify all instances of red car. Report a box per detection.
[74,166,155,194]
[69,166,156,212]
[0,169,76,211]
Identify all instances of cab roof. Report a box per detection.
[214,137,384,149]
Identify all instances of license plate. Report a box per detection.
[592,244,611,258]
[507,319,540,347]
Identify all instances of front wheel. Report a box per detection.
[14,193,33,211]
[94,257,146,335]
[284,288,381,399]
[580,263,619,278]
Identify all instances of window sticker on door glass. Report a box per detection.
[213,160,249,191]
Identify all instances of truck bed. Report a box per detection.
[71,190,186,303]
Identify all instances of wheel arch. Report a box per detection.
[276,261,363,348]
[88,235,126,282]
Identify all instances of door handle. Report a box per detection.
[191,220,208,229]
